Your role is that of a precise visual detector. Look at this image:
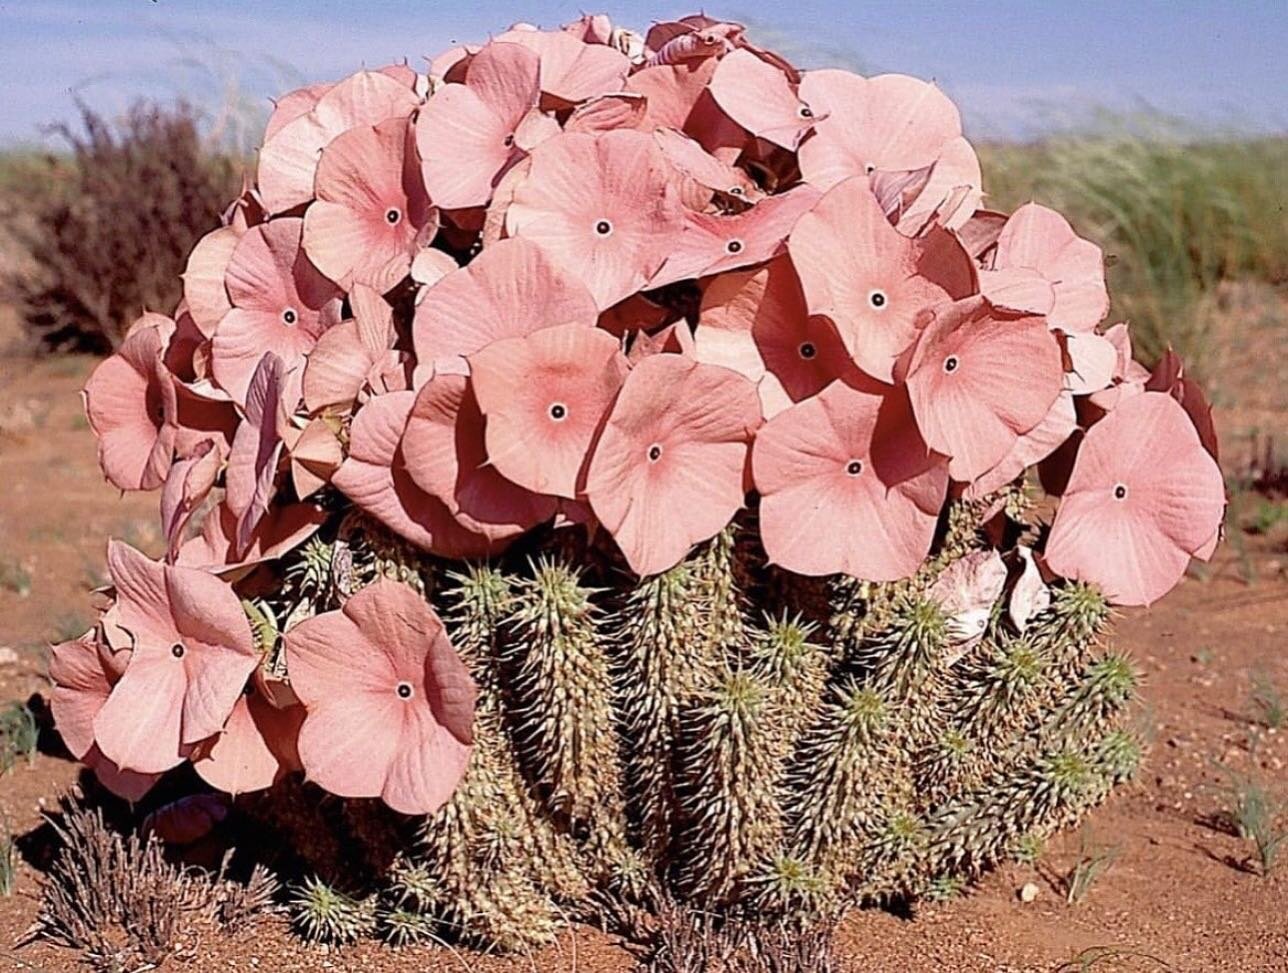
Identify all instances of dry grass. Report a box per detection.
[1,100,241,352]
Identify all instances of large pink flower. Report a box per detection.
[1045,391,1225,606]
[303,284,405,414]
[981,203,1109,335]
[192,683,304,796]
[49,631,160,801]
[707,49,817,150]
[412,236,598,371]
[492,27,629,105]
[904,298,1064,482]
[257,69,421,214]
[284,578,476,815]
[211,218,342,405]
[787,176,975,382]
[753,380,947,579]
[585,355,761,576]
[93,541,259,775]
[303,117,437,292]
[468,323,630,499]
[416,41,541,210]
[83,319,177,491]
[506,130,685,309]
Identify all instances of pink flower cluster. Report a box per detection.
[61,13,1224,813]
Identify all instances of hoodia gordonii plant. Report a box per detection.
[52,10,1224,949]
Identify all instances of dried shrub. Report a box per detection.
[24,806,280,969]
[5,101,240,351]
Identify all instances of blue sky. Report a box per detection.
[1,0,1285,147]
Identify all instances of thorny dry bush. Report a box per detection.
[21,804,278,972]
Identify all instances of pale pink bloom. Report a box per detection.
[904,297,1064,482]
[891,137,983,235]
[413,236,599,370]
[284,578,476,815]
[332,391,516,557]
[192,687,304,796]
[798,70,968,193]
[956,209,1009,261]
[211,218,342,406]
[982,202,1109,334]
[304,117,437,292]
[708,49,817,150]
[1086,322,1151,414]
[93,541,258,775]
[83,320,177,491]
[929,549,1008,659]
[493,28,629,105]
[160,439,221,561]
[563,12,615,45]
[649,186,821,287]
[1045,392,1225,606]
[49,631,160,802]
[225,354,286,557]
[416,41,541,210]
[753,380,947,580]
[400,374,558,539]
[264,82,334,141]
[469,324,630,499]
[257,69,421,214]
[584,355,760,576]
[1061,330,1119,395]
[303,284,403,414]
[506,130,685,309]
[787,176,975,382]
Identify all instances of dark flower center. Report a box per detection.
[647,444,663,462]
[549,403,568,421]
[845,459,863,476]
[595,219,613,236]
[943,355,960,374]
[726,239,744,254]
[729,186,745,196]
[798,105,814,119]
[282,307,298,326]
[385,207,402,225]
[396,681,414,700]
[1113,483,1128,501]
[171,643,185,659]
[503,133,515,148]
[798,342,817,360]
[869,290,887,309]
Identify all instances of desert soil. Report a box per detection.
[0,300,1285,971]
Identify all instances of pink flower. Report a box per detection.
[904,298,1064,482]
[83,320,177,491]
[416,41,541,210]
[1045,391,1225,606]
[257,69,421,214]
[506,130,685,309]
[492,27,629,105]
[284,579,476,815]
[468,323,630,499]
[708,49,817,150]
[585,354,761,576]
[225,354,286,557]
[753,380,947,579]
[49,630,160,801]
[303,284,405,415]
[787,176,975,382]
[92,541,259,774]
[192,682,304,796]
[303,117,437,292]
[211,218,342,405]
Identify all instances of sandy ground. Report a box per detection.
[0,330,1285,972]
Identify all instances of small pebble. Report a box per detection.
[1019,882,1040,903]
